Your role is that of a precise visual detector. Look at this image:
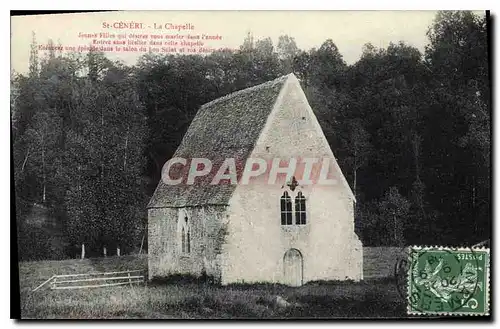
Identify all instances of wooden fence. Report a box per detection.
[32,269,146,291]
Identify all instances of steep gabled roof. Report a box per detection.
[147,74,289,208]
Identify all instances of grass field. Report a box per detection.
[17,255,408,319]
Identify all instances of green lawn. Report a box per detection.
[18,256,407,319]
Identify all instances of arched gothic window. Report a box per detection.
[179,213,191,254]
[280,191,293,225]
[186,223,191,253]
[181,227,186,253]
[295,192,306,225]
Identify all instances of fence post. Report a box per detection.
[81,243,85,260]
[139,233,145,255]
[128,272,132,287]
[103,246,107,258]
[117,246,120,257]
[32,275,55,292]
[139,223,146,255]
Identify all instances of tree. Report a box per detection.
[277,35,299,73]
[309,39,347,89]
[277,35,299,60]
[346,119,373,199]
[24,110,62,204]
[379,187,411,246]
[28,31,39,78]
[292,50,311,86]
[12,12,490,257]
[423,11,490,243]
[240,31,254,52]
[64,52,148,255]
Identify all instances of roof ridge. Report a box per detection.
[201,74,290,109]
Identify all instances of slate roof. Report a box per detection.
[147,74,289,208]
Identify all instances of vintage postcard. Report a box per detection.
[11,10,491,319]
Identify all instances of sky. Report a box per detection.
[10,10,486,74]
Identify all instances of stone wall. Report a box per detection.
[363,247,406,280]
[219,74,363,285]
[148,205,228,281]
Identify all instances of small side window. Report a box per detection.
[295,192,306,225]
[280,191,293,225]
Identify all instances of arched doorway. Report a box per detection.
[283,248,303,286]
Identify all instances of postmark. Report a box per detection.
[407,246,490,316]
[394,246,412,301]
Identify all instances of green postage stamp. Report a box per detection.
[407,246,490,316]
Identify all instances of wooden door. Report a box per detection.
[283,249,303,286]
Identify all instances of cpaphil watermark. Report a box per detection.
[161,157,341,186]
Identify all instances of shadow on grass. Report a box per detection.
[22,272,407,319]
[145,275,406,319]
[150,274,211,285]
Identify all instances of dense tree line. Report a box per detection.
[12,11,490,260]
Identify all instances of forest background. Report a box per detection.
[11,11,490,260]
